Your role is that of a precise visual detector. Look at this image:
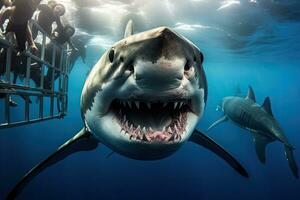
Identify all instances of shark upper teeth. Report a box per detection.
[118,100,189,111]
[174,102,178,109]
[130,124,133,131]
[178,102,183,109]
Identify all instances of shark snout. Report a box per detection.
[133,57,185,91]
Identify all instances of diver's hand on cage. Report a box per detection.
[29,44,39,54]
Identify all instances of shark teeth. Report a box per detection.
[135,101,140,109]
[114,99,189,143]
[117,100,189,111]
[117,112,187,143]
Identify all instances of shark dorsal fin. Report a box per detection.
[261,97,273,116]
[124,19,133,38]
[246,86,256,102]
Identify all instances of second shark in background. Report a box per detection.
[208,86,299,178]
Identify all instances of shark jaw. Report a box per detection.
[111,99,193,143]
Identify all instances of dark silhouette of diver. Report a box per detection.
[32,0,65,39]
[52,24,77,49]
[0,0,12,9]
[2,0,41,53]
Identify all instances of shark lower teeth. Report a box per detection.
[111,99,190,143]
[117,111,187,143]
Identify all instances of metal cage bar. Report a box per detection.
[0,20,70,129]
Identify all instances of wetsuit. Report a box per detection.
[32,4,62,39]
[0,0,11,8]
[6,0,37,51]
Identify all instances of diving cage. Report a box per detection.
[0,20,70,129]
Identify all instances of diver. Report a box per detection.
[69,36,86,72]
[0,0,12,9]
[32,0,66,39]
[52,24,77,50]
[2,0,41,53]
[0,0,12,32]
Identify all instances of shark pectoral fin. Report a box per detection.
[106,151,115,158]
[284,145,299,179]
[6,128,99,200]
[207,116,228,131]
[189,129,249,178]
[252,133,273,164]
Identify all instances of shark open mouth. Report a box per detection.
[110,99,192,143]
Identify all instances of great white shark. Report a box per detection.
[208,86,298,178]
[6,21,248,199]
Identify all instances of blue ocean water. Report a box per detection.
[1,0,300,199]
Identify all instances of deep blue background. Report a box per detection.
[1,3,300,200]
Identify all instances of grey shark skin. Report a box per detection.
[208,86,299,178]
[6,21,248,199]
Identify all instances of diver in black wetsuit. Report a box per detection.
[32,0,65,39]
[2,0,41,53]
[52,24,77,49]
[0,0,12,31]
[0,0,12,9]
[42,24,77,88]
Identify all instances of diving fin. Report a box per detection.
[189,129,249,178]
[252,133,273,164]
[6,128,99,200]
[284,145,299,179]
[207,116,228,131]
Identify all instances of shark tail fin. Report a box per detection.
[284,144,299,179]
[253,133,273,164]
[207,116,228,131]
[124,19,133,38]
[6,128,99,200]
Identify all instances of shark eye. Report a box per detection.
[184,60,191,71]
[200,52,204,64]
[127,60,134,72]
[109,49,115,63]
